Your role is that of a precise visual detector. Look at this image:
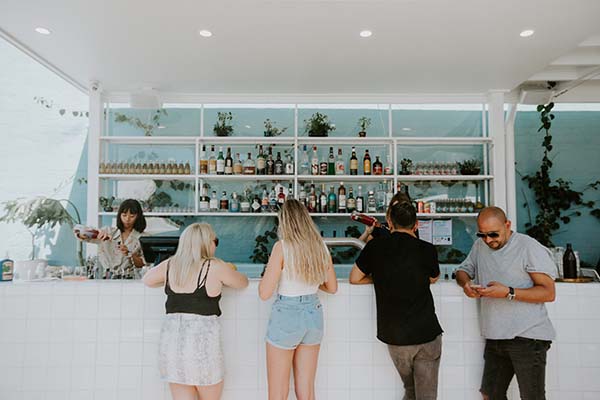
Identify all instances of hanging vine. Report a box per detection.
[521,102,600,247]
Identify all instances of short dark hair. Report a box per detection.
[387,201,417,230]
[116,199,146,233]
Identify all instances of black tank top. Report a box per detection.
[164,259,222,316]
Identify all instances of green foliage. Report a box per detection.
[263,119,288,137]
[521,103,600,247]
[0,197,83,264]
[457,159,481,175]
[436,247,466,264]
[114,109,167,136]
[330,226,362,264]
[400,158,413,175]
[304,112,335,137]
[214,112,234,136]
[33,96,89,117]
[358,116,371,132]
[250,222,278,265]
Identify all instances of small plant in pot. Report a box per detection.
[357,116,371,137]
[304,112,335,137]
[458,159,481,175]
[263,119,288,137]
[213,112,234,137]
[400,158,413,175]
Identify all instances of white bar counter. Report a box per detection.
[1,280,599,400]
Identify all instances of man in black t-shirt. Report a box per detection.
[350,201,443,400]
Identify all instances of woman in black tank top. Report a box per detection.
[142,223,248,400]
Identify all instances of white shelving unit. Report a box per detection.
[92,103,494,226]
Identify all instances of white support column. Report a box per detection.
[86,81,103,255]
[504,90,524,225]
[487,91,507,212]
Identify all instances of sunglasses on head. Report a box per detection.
[213,238,219,247]
[476,232,500,239]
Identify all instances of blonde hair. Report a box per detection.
[170,223,216,288]
[278,199,330,285]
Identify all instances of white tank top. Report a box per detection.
[277,240,325,296]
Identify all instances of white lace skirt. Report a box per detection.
[158,313,224,386]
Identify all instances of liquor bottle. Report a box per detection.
[347,186,356,213]
[243,152,256,175]
[376,182,386,212]
[224,147,233,175]
[230,192,240,212]
[266,147,275,175]
[269,187,277,211]
[367,190,377,213]
[385,180,394,210]
[319,184,327,213]
[384,153,393,175]
[285,154,294,175]
[240,191,251,212]
[220,191,229,210]
[311,146,319,176]
[209,191,219,211]
[277,187,286,207]
[356,185,365,213]
[287,183,294,199]
[363,149,371,175]
[208,145,217,174]
[335,148,345,175]
[252,196,262,213]
[199,145,208,174]
[184,161,191,175]
[328,186,337,213]
[300,145,310,175]
[216,146,225,175]
[327,147,335,175]
[563,243,578,279]
[338,182,347,213]
[319,154,328,176]
[308,184,317,212]
[256,145,266,175]
[299,184,307,206]
[274,152,284,175]
[233,153,243,175]
[349,147,359,175]
[350,211,380,227]
[199,184,210,211]
[373,156,383,175]
[261,189,269,212]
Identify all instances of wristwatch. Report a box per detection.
[506,286,516,301]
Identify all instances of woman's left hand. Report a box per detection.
[119,244,129,256]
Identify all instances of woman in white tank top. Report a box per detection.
[259,199,337,400]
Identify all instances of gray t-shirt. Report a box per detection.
[458,232,556,341]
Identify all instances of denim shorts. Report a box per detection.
[265,294,323,350]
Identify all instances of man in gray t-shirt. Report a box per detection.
[456,206,556,400]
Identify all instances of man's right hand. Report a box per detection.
[463,282,481,298]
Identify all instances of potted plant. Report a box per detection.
[400,158,413,175]
[357,116,371,137]
[0,197,84,267]
[213,112,234,137]
[304,112,335,137]
[458,159,481,175]
[263,119,288,137]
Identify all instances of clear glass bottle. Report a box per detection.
[300,145,310,175]
[199,184,210,212]
[208,145,217,175]
[233,153,243,175]
[356,185,365,213]
[367,190,377,213]
[209,191,219,211]
[335,148,345,175]
[285,154,294,175]
[230,192,240,212]
[311,146,319,175]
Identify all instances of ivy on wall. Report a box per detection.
[521,103,600,247]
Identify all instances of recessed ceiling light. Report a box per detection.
[402,127,412,131]
[35,27,51,35]
[359,30,372,38]
[520,29,534,38]
[244,125,252,129]
[198,30,213,38]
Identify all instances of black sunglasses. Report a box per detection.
[476,231,500,239]
[213,238,219,247]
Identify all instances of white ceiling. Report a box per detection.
[1,0,600,96]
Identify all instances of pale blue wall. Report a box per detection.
[515,110,600,265]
